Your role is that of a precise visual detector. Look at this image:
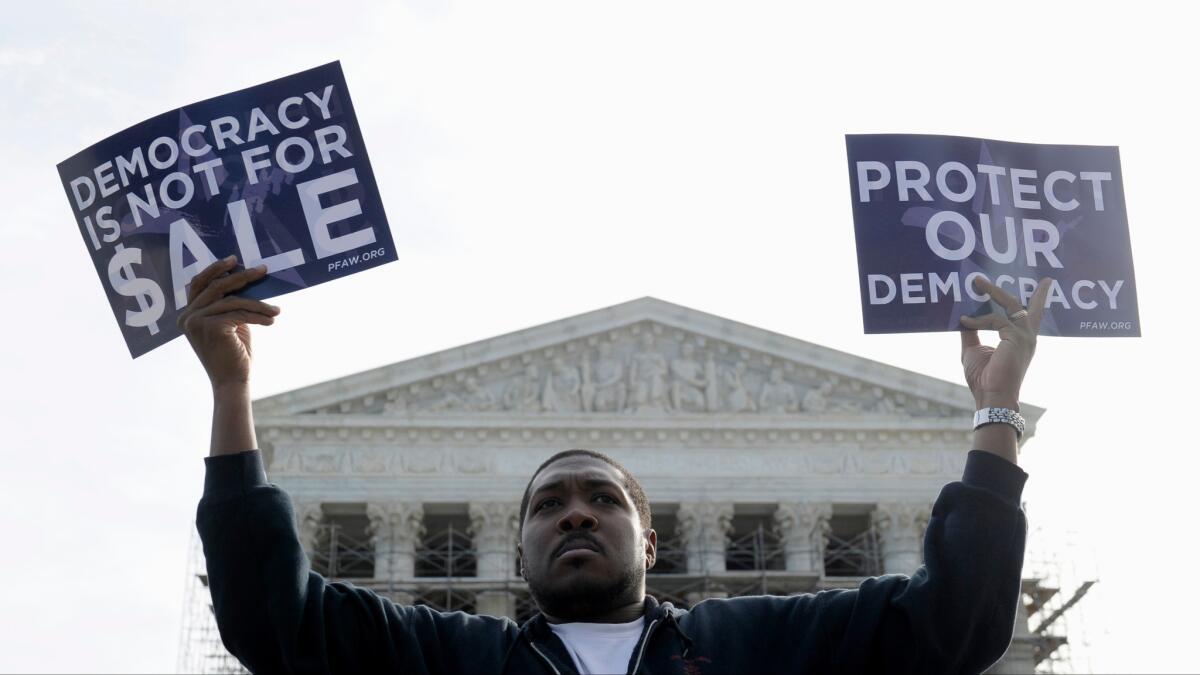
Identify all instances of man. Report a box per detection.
[186,256,1046,674]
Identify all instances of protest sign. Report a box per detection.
[58,61,396,358]
[845,134,1139,337]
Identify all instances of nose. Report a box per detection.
[556,504,598,532]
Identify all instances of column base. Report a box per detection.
[475,590,515,619]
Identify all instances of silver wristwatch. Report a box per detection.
[973,407,1025,439]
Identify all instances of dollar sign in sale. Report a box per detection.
[107,244,165,336]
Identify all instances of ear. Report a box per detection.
[643,528,657,570]
[517,542,527,579]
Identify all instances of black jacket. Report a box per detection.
[197,450,1028,674]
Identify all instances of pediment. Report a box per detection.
[253,298,1038,426]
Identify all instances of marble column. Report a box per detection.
[470,502,520,618]
[871,502,930,575]
[676,502,734,575]
[292,500,325,558]
[366,502,425,580]
[773,502,832,574]
[985,598,1038,674]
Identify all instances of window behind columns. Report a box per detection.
[648,504,684,575]
[823,507,883,577]
[725,505,786,572]
[415,505,477,578]
[310,503,375,579]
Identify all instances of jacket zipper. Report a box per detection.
[527,615,661,675]
[628,618,660,675]
[527,639,563,675]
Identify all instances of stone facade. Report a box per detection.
[246,297,1044,673]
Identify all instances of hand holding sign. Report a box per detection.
[959,276,1051,411]
[178,257,278,390]
[58,62,396,358]
[845,134,1140,337]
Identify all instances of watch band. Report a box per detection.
[973,407,1025,439]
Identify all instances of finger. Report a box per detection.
[959,323,981,350]
[970,276,1023,315]
[959,313,1008,332]
[191,296,281,319]
[185,309,276,335]
[192,265,269,310]
[1027,277,1053,332]
[187,256,239,305]
[960,325,981,364]
[219,309,276,327]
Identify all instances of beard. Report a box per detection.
[528,557,642,621]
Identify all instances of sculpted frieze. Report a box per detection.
[810,452,847,475]
[309,323,960,419]
[351,449,389,474]
[404,449,443,474]
[453,450,490,474]
[301,450,344,474]
[269,446,299,473]
[853,452,898,475]
[904,452,941,475]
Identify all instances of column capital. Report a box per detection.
[469,502,520,580]
[676,502,735,545]
[773,502,831,574]
[871,502,931,546]
[872,501,932,575]
[773,502,832,545]
[468,502,519,546]
[365,501,425,581]
[676,502,734,574]
[292,499,324,554]
[366,501,425,547]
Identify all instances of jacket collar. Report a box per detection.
[522,596,673,638]
[520,596,689,675]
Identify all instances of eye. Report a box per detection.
[594,493,618,505]
[534,498,560,512]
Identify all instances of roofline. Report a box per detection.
[252,296,1044,428]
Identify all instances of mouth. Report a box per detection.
[554,537,602,559]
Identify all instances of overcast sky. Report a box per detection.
[1,1,1196,672]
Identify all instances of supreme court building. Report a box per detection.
[179,297,1054,673]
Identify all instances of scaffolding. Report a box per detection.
[297,511,880,607]
[1022,526,1100,674]
[176,506,902,672]
[180,505,1103,675]
[311,521,375,579]
[414,522,477,579]
[176,529,248,675]
[824,528,883,578]
[725,523,787,572]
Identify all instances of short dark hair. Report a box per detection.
[518,449,652,538]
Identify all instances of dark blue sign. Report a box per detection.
[58,62,396,358]
[845,134,1139,337]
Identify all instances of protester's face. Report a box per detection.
[519,457,655,619]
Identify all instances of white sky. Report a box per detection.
[1,1,1196,672]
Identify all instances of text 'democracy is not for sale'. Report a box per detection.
[57,61,397,358]
[845,133,1139,337]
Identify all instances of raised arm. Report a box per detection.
[177,255,277,457]
[815,278,1051,673]
[884,277,1050,671]
[183,259,517,673]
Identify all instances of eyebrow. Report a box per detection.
[531,477,623,500]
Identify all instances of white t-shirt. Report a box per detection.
[547,616,645,675]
